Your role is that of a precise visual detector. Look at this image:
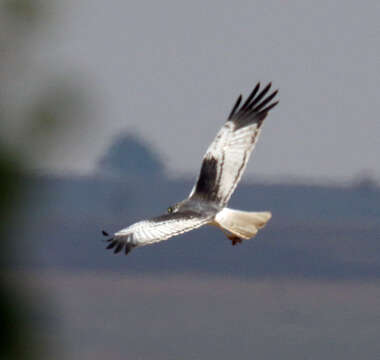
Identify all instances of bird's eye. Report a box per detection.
[167,206,173,214]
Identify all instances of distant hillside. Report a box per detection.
[6,132,378,278]
[11,172,380,280]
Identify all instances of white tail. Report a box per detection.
[214,208,272,239]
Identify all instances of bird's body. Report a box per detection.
[104,82,279,255]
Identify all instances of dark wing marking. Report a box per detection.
[190,82,278,206]
[192,157,219,201]
[104,211,211,255]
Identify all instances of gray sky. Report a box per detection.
[6,0,380,183]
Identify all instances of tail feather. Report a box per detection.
[214,208,271,239]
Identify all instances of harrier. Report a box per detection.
[103,82,279,255]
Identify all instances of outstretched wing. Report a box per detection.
[104,211,211,255]
[189,82,278,206]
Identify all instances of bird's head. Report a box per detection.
[167,204,178,214]
[167,200,186,214]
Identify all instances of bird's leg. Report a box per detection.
[227,234,243,246]
[219,228,243,246]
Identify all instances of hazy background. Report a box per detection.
[3,0,380,182]
[1,0,379,359]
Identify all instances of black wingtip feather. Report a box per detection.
[104,234,136,256]
[106,240,118,249]
[229,82,279,129]
[102,230,109,237]
[249,82,272,109]
[228,94,242,119]
[125,245,133,255]
[240,82,260,111]
[253,89,278,113]
[114,242,124,254]
[258,100,279,116]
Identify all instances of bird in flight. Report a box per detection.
[103,82,279,255]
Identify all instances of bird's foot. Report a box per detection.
[228,235,243,246]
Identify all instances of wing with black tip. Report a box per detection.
[104,211,211,255]
[189,82,279,206]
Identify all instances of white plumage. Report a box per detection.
[103,82,278,255]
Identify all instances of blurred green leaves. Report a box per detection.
[2,0,43,24]
[0,142,43,360]
[0,1,86,358]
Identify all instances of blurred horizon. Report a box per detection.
[26,130,380,189]
[10,133,380,281]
